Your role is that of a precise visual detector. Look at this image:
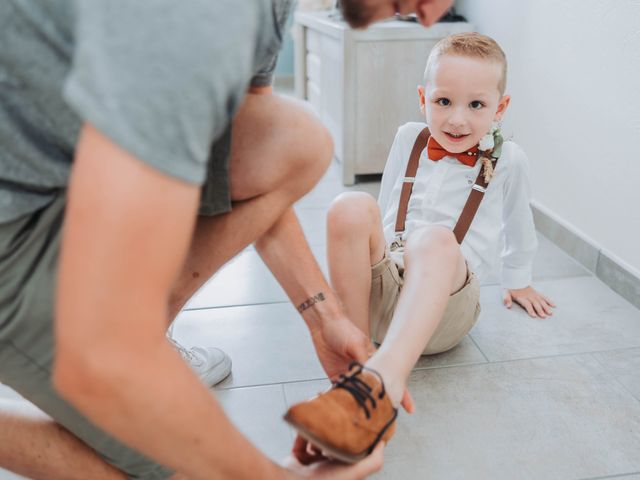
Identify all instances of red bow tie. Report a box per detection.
[427,136,479,167]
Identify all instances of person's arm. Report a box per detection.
[53,124,285,480]
[242,79,374,379]
[377,127,406,217]
[255,208,375,380]
[500,144,555,318]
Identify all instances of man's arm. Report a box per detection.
[53,124,284,480]
[242,84,375,379]
[255,208,375,380]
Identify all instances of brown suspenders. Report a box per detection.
[393,127,499,245]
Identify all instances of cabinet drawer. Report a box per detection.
[305,53,321,83]
[306,29,322,54]
[306,79,321,113]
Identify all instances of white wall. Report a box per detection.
[456,0,640,274]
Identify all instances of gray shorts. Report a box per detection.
[198,125,233,216]
[0,132,232,479]
[0,194,175,479]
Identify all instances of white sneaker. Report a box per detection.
[168,337,232,387]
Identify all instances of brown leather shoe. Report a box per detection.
[284,362,398,463]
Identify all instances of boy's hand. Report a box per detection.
[503,286,556,318]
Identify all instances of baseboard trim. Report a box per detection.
[531,201,640,310]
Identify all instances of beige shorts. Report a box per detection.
[369,244,481,355]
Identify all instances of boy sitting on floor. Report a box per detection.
[285,32,556,464]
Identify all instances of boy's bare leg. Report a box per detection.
[366,225,468,404]
[326,192,387,334]
[326,193,466,401]
[168,92,332,318]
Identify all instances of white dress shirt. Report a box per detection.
[378,122,538,289]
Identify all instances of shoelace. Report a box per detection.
[167,336,196,362]
[334,362,387,419]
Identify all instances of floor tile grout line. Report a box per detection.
[280,382,297,442]
[590,352,640,405]
[281,383,291,406]
[399,344,640,376]
[218,376,329,392]
[215,349,640,392]
[183,300,290,312]
[470,345,640,368]
[217,344,640,391]
[468,334,490,363]
[575,471,640,480]
[412,360,488,372]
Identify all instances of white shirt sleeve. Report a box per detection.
[500,143,538,289]
[377,127,405,215]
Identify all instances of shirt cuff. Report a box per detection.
[501,265,532,290]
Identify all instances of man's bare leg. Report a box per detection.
[0,399,126,480]
[168,92,332,318]
[0,94,332,480]
[326,192,387,334]
[366,225,467,404]
[167,93,374,381]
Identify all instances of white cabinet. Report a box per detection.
[294,11,473,184]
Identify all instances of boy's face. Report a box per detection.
[418,55,510,154]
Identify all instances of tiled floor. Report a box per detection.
[178,161,640,480]
[2,154,640,479]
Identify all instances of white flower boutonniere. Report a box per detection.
[479,132,495,151]
[478,124,503,183]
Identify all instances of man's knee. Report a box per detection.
[405,226,458,260]
[327,192,378,235]
[229,94,333,201]
[283,101,333,189]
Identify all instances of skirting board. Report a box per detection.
[531,201,640,311]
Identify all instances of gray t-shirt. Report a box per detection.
[0,0,293,223]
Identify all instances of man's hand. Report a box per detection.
[308,317,415,413]
[503,286,556,318]
[309,316,374,381]
[284,441,384,479]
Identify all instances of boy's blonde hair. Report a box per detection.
[424,32,508,95]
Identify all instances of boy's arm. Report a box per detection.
[500,145,555,318]
[503,285,556,318]
[377,127,409,215]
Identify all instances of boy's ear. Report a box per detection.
[417,85,426,114]
[494,95,511,121]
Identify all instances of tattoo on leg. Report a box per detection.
[297,292,326,313]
